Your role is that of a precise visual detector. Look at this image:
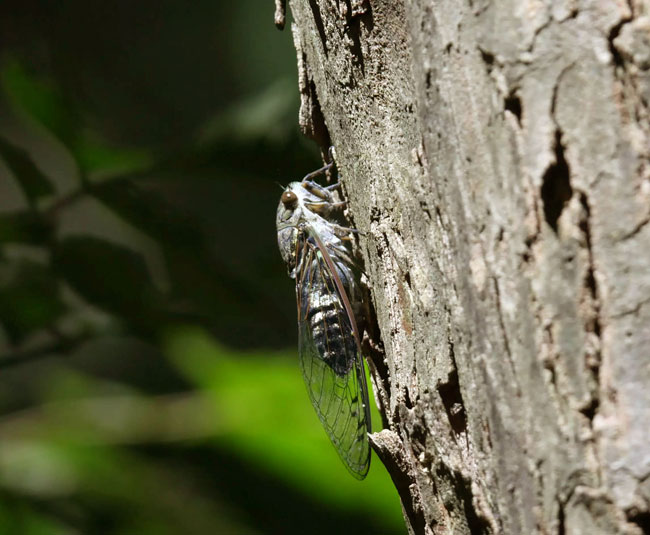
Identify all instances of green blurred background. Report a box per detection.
[0,2,404,534]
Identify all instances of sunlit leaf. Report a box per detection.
[74,130,152,178]
[163,326,404,531]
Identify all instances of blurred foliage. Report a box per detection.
[0,2,404,534]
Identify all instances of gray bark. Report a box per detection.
[286,1,650,533]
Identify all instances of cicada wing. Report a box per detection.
[296,241,371,479]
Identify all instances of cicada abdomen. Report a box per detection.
[298,236,357,376]
[276,161,371,479]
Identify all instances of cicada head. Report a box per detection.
[276,180,338,277]
[276,182,303,277]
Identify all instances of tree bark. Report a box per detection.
[286,1,650,533]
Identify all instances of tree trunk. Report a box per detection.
[286,1,650,533]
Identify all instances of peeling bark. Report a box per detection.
[285,1,650,533]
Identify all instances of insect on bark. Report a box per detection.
[276,156,371,479]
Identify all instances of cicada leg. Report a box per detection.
[331,224,359,237]
[304,201,347,214]
[301,161,334,184]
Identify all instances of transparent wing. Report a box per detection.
[296,237,371,479]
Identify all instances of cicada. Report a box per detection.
[276,159,371,479]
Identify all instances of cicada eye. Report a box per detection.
[282,190,298,209]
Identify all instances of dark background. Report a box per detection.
[0,2,403,534]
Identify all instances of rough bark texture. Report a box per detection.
[287,1,650,533]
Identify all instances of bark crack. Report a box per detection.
[607,9,633,69]
[540,129,572,233]
[308,0,329,56]
[434,462,491,535]
[627,510,650,534]
[504,91,522,125]
[577,192,602,424]
[617,213,650,242]
[541,63,576,235]
[610,294,650,319]
[557,497,566,535]
[437,338,467,437]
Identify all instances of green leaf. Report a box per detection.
[164,326,404,532]
[0,136,55,205]
[0,501,72,535]
[73,129,152,177]
[1,59,77,148]
[0,259,66,343]
[1,59,150,176]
